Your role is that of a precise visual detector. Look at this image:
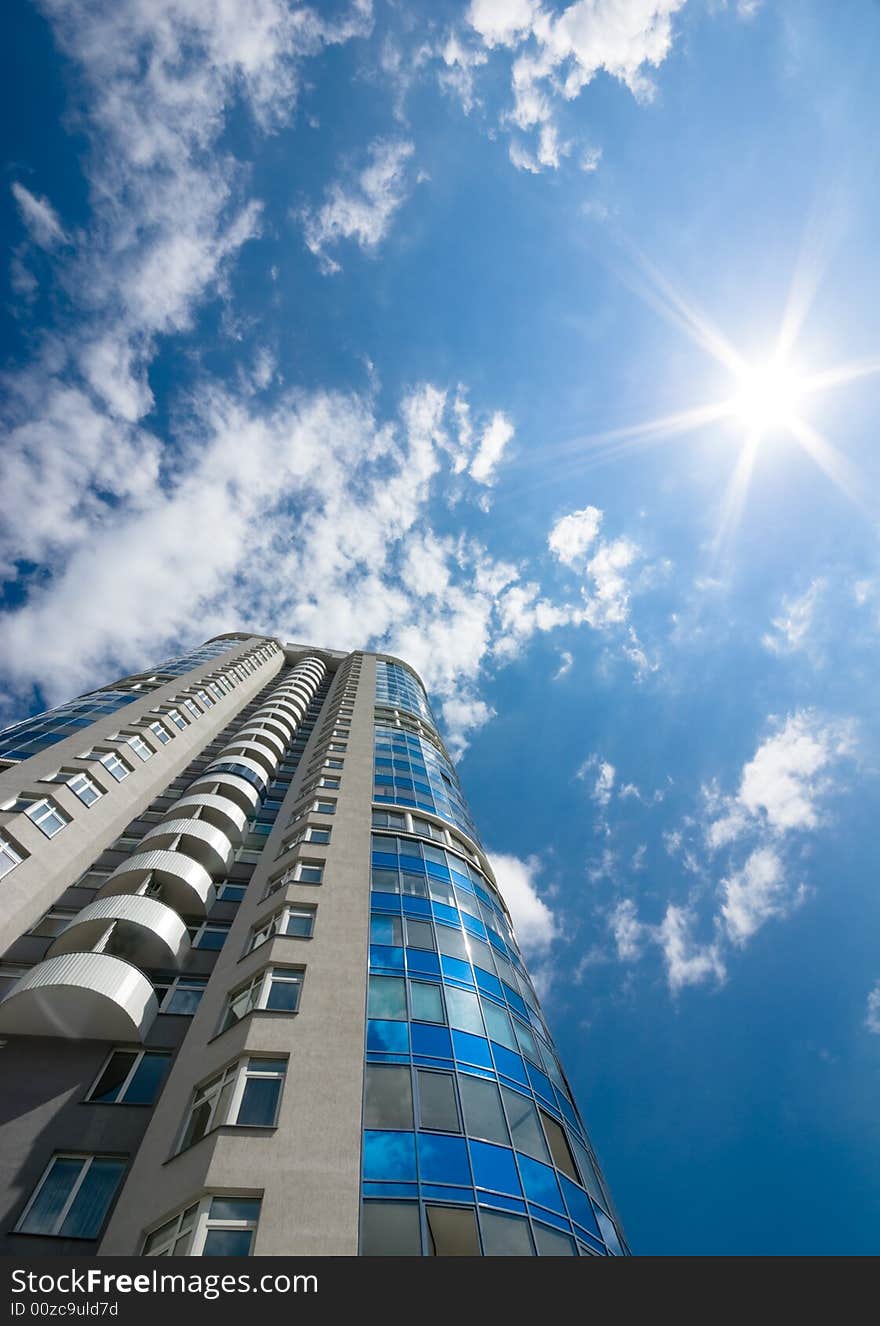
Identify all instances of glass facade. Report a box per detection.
[0,637,263,762]
[362,662,626,1257]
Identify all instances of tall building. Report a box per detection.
[0,635,627,1258]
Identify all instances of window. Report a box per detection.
[294,860,323,884]
[25,799,69,839]
[15,1154,126,1239]
[0,834,24,880]
[182,699,201,718]
[155,975,207,1015]
[147,721,172,746]
[87,1050,171,1105]
[144,1196,262,1257]
[124,734,153,762]
[250,906,315,949]
[166,709,187,730]
[312,800,336,815]
[539,1109,579,1181]
[178,1058,287,1150]
[222,967,303,1029]
[328,743,347,752]
[196,690,214,708]
[364,1065,413,1129]
[217,881,247,903]
[418,1071,460,1132]
[189,921,230,951]
[29,908,77,939]
[318,777,340,789]
[372,810,405,830]
[425,1205,480,1257]
[67,772,103,806]
[98,751,132,783]
[325,759,343,770]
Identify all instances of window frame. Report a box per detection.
[14,1153,126,1240]
[177,1058,288,1152]
[221,966,304,1030]
[25,797,70,839]
[143,1195,262,1257]
[0,832,25,879]
[86,1048,172,1106]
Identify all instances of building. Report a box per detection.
[0,635,627,1257]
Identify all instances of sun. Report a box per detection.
[730,359,806,436]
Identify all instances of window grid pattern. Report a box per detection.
[374,723,480,842]
[362,837,626,1256]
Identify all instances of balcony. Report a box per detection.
[167,792,248,842]
[0,952,157,1041]
[98,849,216,916]
[232,726,286,759]
[47,895,189,968]
[186,772,261,817]
[217,739,278,777]
[139,817,234,876]
[202,754,270,790]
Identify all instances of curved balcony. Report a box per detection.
[201,755,268,793]
[232,726,286,759]
[139,819,234,876]
[47,896,189,968]
[214,739,278,777]
[267,698,305,725]
[0,953,158,1041]
[99,850,216,916]
[186,772,261,817]
[248,711,295,743]
[166,792,248,841]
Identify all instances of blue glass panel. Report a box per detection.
[452,1031,494,1068]
[595,1208,624,1255]
[370,916,400,945]
[530,1208,572,1234]
[526,1063,555,1104]
[420,1185,474,1204]
[492,1045,529,1085]
[367,1020,410,1054]
[560,1176,600,1235]
[362,1182,418,1199]
[411,1023,453,1059]
[406,949,441,978]
[450,870,471,891]
[504,986,530,1019]
[575,1228,606,1255]
[460,1065,495,1081]
[440,955,474,985]
[402,895,431,917]
[369,892,402,914]
[412,1055,455,1070]
[518,1156,565,1213]
[556,1093,581,1134]
[462,914,487,939]
[477,1193,527,1215]
[475,969,504,1000]
[417,1133,471,1186]
[366,1053,411,1065]
[372,852,399,869]
[432,902,460,927]
[469,1141,522,1196]
[363,1130,417,1181]
[399,854,424,873]
[370,946,405,972]
[487,931,508,954]
[425,861,452,881]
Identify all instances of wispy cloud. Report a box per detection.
[762,578,825,655]
[11,181,69,249]
[301,138,417,274]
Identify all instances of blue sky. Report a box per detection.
[3,0,880,1254]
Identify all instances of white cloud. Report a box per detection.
[469,412,515,484]
[608,898,643,960]
[553,649,574,680]
[468,0,687,171]
[706,712,854,850]
[488,852,558,958]
[548,505,603,565]
[656,904,726,991]
[720,846,805,945]
[301,138,416,274]
[577,754,616,807]
[436,31,488,112]
[865,983,880,1035]
[583,535,639,626]
[762,578,825,655]
[11,182,69,249]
